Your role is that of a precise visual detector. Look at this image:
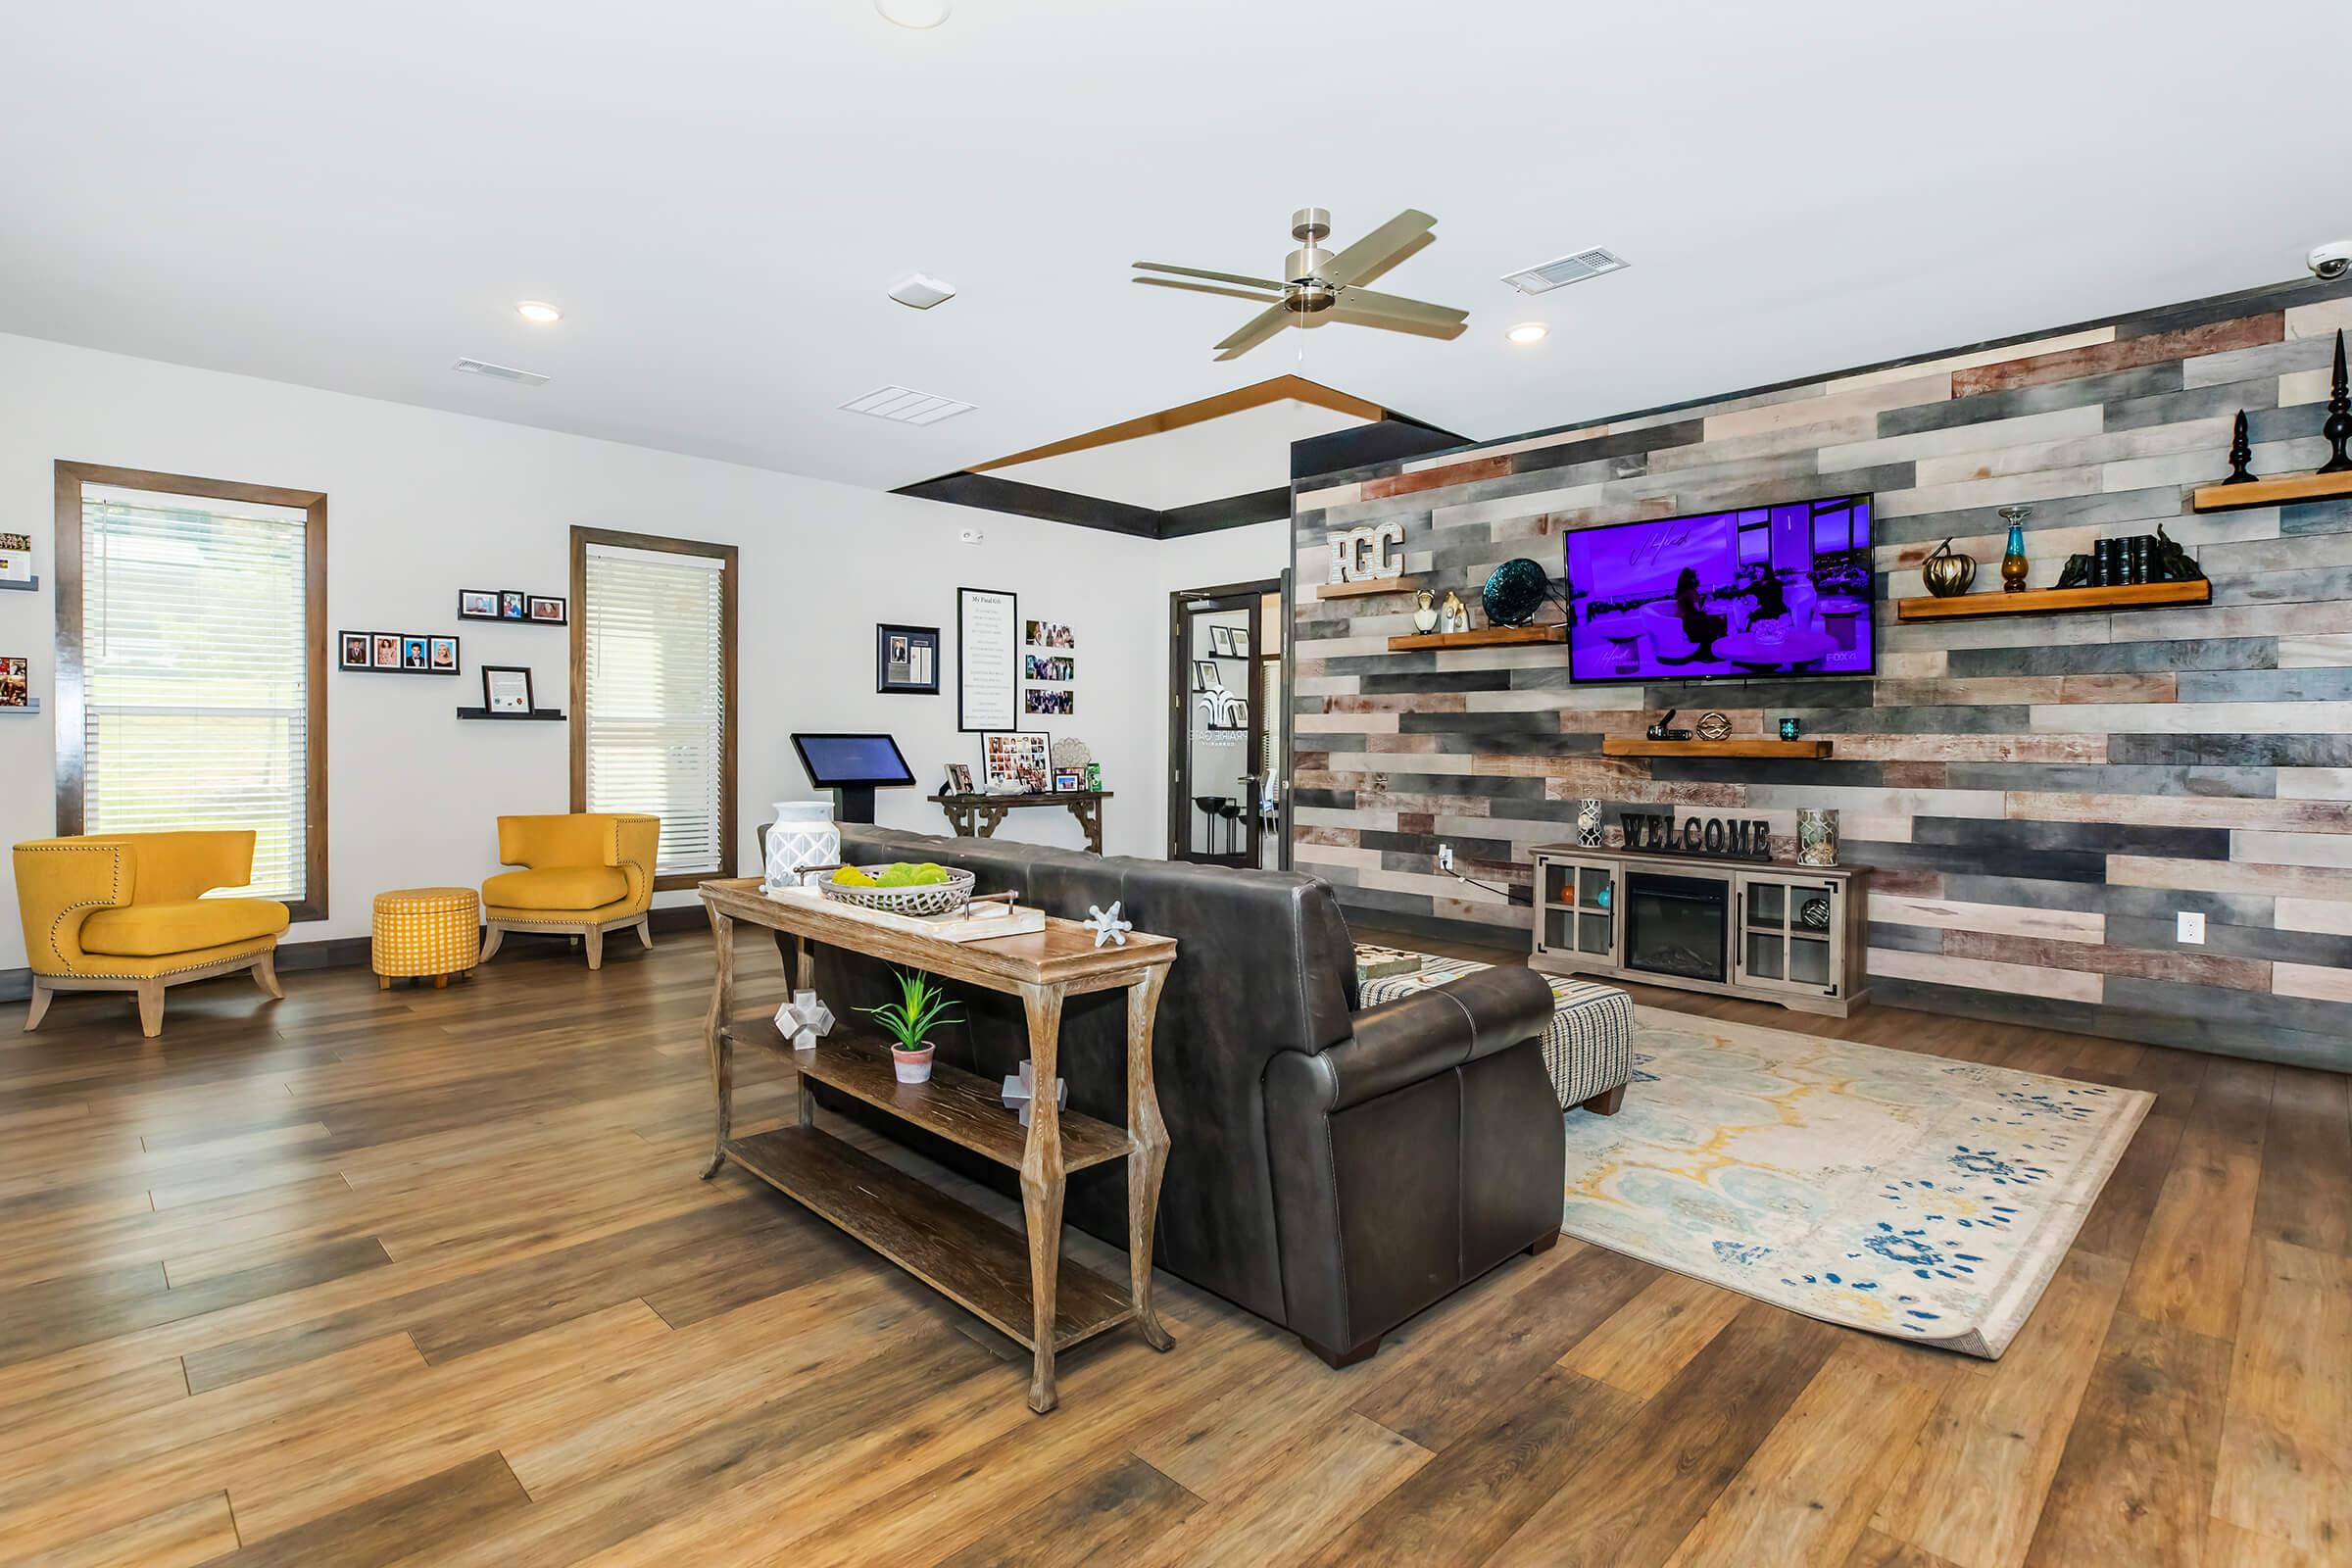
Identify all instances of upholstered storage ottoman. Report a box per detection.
[372,886,480,989]
[1355,946,1635,1113]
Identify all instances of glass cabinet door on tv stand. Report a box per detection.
[1536,857,1619,968]
[1734,871,1845,999]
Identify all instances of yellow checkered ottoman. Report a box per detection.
[372,886,481,989]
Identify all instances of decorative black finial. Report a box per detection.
[2223,409,2258,484]
[2322,328,2352,475]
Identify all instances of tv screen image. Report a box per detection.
[1563,494,1875,682]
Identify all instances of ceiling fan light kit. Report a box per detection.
[1133,205,1469,360]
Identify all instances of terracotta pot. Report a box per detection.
[891,1044,935,1084]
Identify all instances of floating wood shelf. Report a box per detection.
[1387,623,1567,652]
[1894,579,2211,622]
[1317,575,1424,599]
[2190,468,2352,514]
[455,707,566,720]
[0,576,39,593]
[1602,737,1833,760]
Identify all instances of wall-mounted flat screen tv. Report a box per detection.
[1563,493,1875,683]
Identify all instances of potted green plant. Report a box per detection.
[861,968,959,1084]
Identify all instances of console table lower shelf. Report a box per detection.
[719,1124,1136,1352]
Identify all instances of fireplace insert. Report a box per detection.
[1625,871,1729,984]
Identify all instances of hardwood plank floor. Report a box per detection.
[0,921,2342,1566]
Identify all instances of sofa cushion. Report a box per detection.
[80,897,288,958]
[483,865,628,911]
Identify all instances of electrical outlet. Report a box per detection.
[2178,910,2206,945]
[1438,843,1455,872]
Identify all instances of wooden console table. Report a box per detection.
[934,790,1112,855]
[696,876,1175,1413]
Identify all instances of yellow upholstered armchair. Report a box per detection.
[13,831,290,1038]
[479,813,660,969]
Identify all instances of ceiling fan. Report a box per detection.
[1133,207,1468,361]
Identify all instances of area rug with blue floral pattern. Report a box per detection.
[1559,1006,2151,1358]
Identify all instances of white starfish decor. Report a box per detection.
[1083,901,1132,949]
[774,989,835,1052]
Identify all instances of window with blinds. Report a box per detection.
[71,480,321,907]
[578,538,733,879]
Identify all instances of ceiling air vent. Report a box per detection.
[453,358,549,386]
[837,384,976,426]
[1500,247,1629,296]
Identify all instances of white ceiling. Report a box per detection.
[986,400,1369,511]
[4,1,2345,496]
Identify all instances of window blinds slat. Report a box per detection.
[79,493,313,903]
[582,549,726,878]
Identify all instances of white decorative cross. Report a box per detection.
[1083,901,1132,949]
[774,989,835,1052]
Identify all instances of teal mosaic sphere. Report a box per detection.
[1481,557,1550,626]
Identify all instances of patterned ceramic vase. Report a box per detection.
[1576,798,1604,848]
[1796,808,1839,867]
[763,800,839,892]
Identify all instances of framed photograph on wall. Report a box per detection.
[457,589,501,620]
[1209,625,1236,658]
[877,622,941,695]
[428,635,461,673]
[339,631,374,669]
[982,730,1051,793]
[1191,659,1217,689]
[371,633,401,669]
[957,587,1017,732]
[400,636,430,671]
[481,664,534,715]
[499,590,528,621]
[1233,628,1251,659]
[527,595,566,624]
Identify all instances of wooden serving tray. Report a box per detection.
[763,883,1047,943]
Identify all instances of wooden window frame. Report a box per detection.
[52,461,330,923]
[568,526,739,893]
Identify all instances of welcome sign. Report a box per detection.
[1617,810,1774,862]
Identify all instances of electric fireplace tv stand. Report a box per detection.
[1528,844,1869,1017]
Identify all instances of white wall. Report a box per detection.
[0,331,1284,970]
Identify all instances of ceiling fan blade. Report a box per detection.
[1332,228,1435,289]
[1320,209,1437,288]
[1212,304,1295,361]
[1134,261,1288,291]
[1338,286,1468,327]
[1328,303,1469,343]
[1133,276,1286,306]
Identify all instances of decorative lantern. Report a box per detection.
[1795,808,1840,868]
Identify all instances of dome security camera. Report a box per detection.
[2312,240,2352,281]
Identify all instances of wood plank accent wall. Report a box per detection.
[1290,276,2352,1070]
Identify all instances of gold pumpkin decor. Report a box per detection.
[1921,538,1977,598]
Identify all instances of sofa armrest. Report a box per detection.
[1315,965,1555,1110]
[12,838,136,973]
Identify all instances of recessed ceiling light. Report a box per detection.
[515,301,563,324]
[875,0,950,26]
[1506,322,1549,345]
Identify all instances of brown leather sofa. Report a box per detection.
[809,825,1565,1366]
